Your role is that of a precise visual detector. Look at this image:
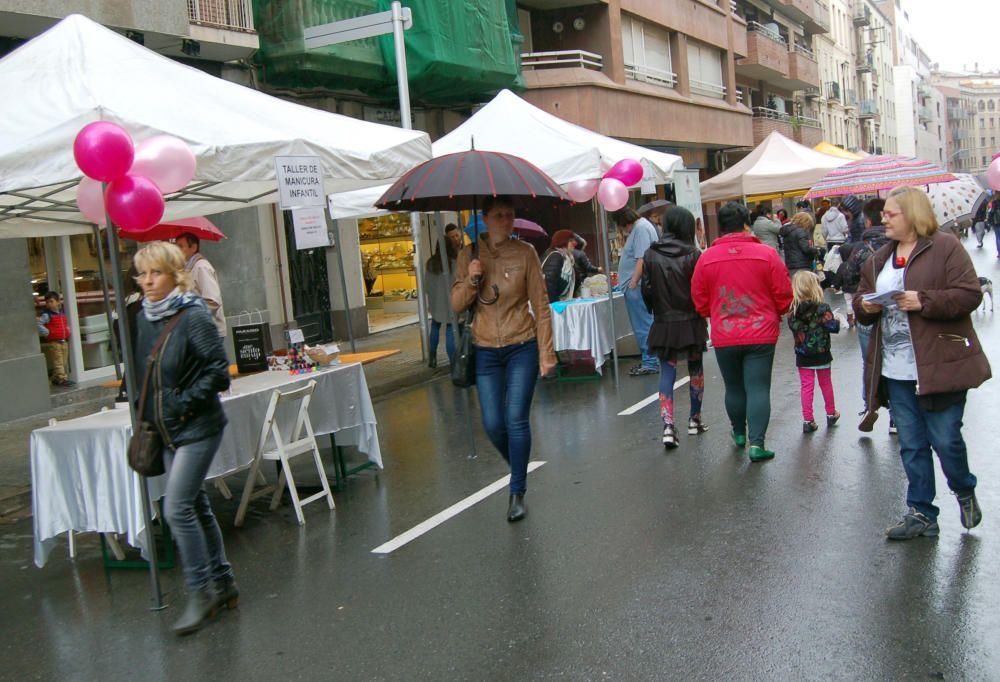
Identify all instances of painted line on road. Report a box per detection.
[617,376,690,416]
[371,461,547,555]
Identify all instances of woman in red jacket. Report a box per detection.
[691,202,793,462]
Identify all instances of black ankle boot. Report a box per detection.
[172,588,218,636]
[428,356,437,369]
[214,575,240,610]
[507,494,526,523]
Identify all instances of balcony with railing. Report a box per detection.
[853,5,871,26]
[918,105,932,123]
[788,43,819,88]
[825,81,841,102]
[737,22,790,80]
[751,106,794,143]
[859,99,879,119]
[690,79,727,99]
[624,62,678,89]
[843,88,857,109]
[521,50,603,72]
[775,0,817,25]
[804,86,821,99]
[187,0,255,33]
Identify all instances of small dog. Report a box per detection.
[979,277,993,312]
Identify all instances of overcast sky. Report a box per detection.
[902,0,1000,73]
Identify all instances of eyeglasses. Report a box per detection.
[880,210,902,219]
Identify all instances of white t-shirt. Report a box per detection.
[876,258,916,380]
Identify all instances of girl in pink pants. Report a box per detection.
[787,271,841,433]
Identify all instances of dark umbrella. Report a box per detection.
[637,199,671,218]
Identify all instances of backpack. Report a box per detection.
[841,233,885,290]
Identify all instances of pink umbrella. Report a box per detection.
[119,216,225,242]
[512,218,547,241]
[805,155,957,199]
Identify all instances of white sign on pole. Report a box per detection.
[673,169,704,224]
[304,8,412,49]
[292,206,330,250]
[274,155,325,210]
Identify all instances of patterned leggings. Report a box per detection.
[658,354,705,426]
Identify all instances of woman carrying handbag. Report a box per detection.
[133,241,235,635]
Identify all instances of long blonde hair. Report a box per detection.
[790,270,824,316]
[133,241,193,293]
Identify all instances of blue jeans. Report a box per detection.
[429,320,455,363]
[475,340,539,495]
[163,432,233,592]
[885,379,976,521]
[857,323,872,403]
[623,286,658,369]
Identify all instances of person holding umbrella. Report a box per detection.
[452,195,556,522]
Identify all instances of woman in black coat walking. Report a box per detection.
[780,211,818,277]
[641,207,709,448]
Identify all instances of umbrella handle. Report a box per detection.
[478,284,500,306]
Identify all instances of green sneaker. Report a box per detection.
[748,445,775,462]
[731,431,747,448]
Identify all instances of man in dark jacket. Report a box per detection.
[839,194,865,243]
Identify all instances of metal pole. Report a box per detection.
[329,218,357,353]
[596,200,619,386]
[58,236,86,384]
[92,224,122,379]
[411,214,429,362]
[104,198,163,610]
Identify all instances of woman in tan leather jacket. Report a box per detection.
[452,195,557,522]
[855,186,990,541]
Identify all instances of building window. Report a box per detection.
[979,100,985,112]
[982,137,986,147]
[621,15,676,88]
[687,41,725,99]
[990,100,997,112]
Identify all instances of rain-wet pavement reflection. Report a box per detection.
[3,242,1000,680]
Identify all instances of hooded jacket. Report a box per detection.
[821,207,849,243]
[787,301,839,367]
[853,231,990,404]
[751,215,782,251]
[691,232,793,348]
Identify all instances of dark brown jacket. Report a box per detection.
[452,235,556,368]
[853,231,990,407]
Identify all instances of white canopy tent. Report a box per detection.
[328,88,684,219]
[699,130,850,203]
[0,14,432,238]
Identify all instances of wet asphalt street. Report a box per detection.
[3,242,1000,681]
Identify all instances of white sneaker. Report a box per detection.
[688,417,709,435]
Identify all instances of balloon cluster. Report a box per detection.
[988,153,1000,191]
[73,122,196,231]
[563,158,644,212]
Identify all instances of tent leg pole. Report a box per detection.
[330,218,356,353]
[596,200,619,387]
[92,224,122,379]
[411,213,429,362]
[105,206,163,611]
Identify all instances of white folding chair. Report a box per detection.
[234,380,335,526]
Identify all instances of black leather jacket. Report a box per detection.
[134,298,230,449]
[641,237,700,321]
[780,223,816,271]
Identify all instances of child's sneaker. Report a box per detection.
[687,417,709,435]
[827,411,840,427]
[803,420,818,433]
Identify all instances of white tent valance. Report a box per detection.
[699,131,850,203]
[329,89,685,220]
[0,14,432,239]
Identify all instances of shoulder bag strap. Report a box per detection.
[134,309,187,420]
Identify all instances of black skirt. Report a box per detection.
[647,317,709,361]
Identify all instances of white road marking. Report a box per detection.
[617,376,691,416]
[371,461,547,555]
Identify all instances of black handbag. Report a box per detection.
[450,308,477,388]
[127,310,186,477]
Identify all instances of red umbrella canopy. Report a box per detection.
[374,149,572,212]
[805,155,957,199]
[512,218,547,240]
[119,216,225,242]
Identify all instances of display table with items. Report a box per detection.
[31,361,382,568]
[549,292,628,375]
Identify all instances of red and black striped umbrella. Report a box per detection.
[374,149,572,212]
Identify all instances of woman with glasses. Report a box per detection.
[452,196,556,522]
[855,186,991,541]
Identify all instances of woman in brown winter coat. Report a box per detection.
[854,186,991,541]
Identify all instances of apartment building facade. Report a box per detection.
[934,72,1000,174]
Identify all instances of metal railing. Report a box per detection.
[187,0,255,32]
[843,89,857,108]
[747,21,787,45]
[918,106,932,121]
[751,107,820,128]
[793,43,816,60]
[859,99,879,116]
[825,81,841,101]
[690,78,726,99]
[520,50,603,71]
[624,62,678,88]
[804,86,821,98]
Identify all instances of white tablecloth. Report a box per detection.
[32,362,381,567]
[550,293,627,371]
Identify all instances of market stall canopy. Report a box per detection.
[328,89,684,219]
[0,14,432,239]
[699,131,850,203]
[813,142,865,160]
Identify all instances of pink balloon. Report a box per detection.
[75,177,106,226]
[597,178,629,211]
[130,135,197,194]
[73,122,134,182]
[988,158,1000,191]
[105,175,165,231]
[604,158,644,186]
[565,179,600,203]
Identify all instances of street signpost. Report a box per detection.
[304,2,430,360]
